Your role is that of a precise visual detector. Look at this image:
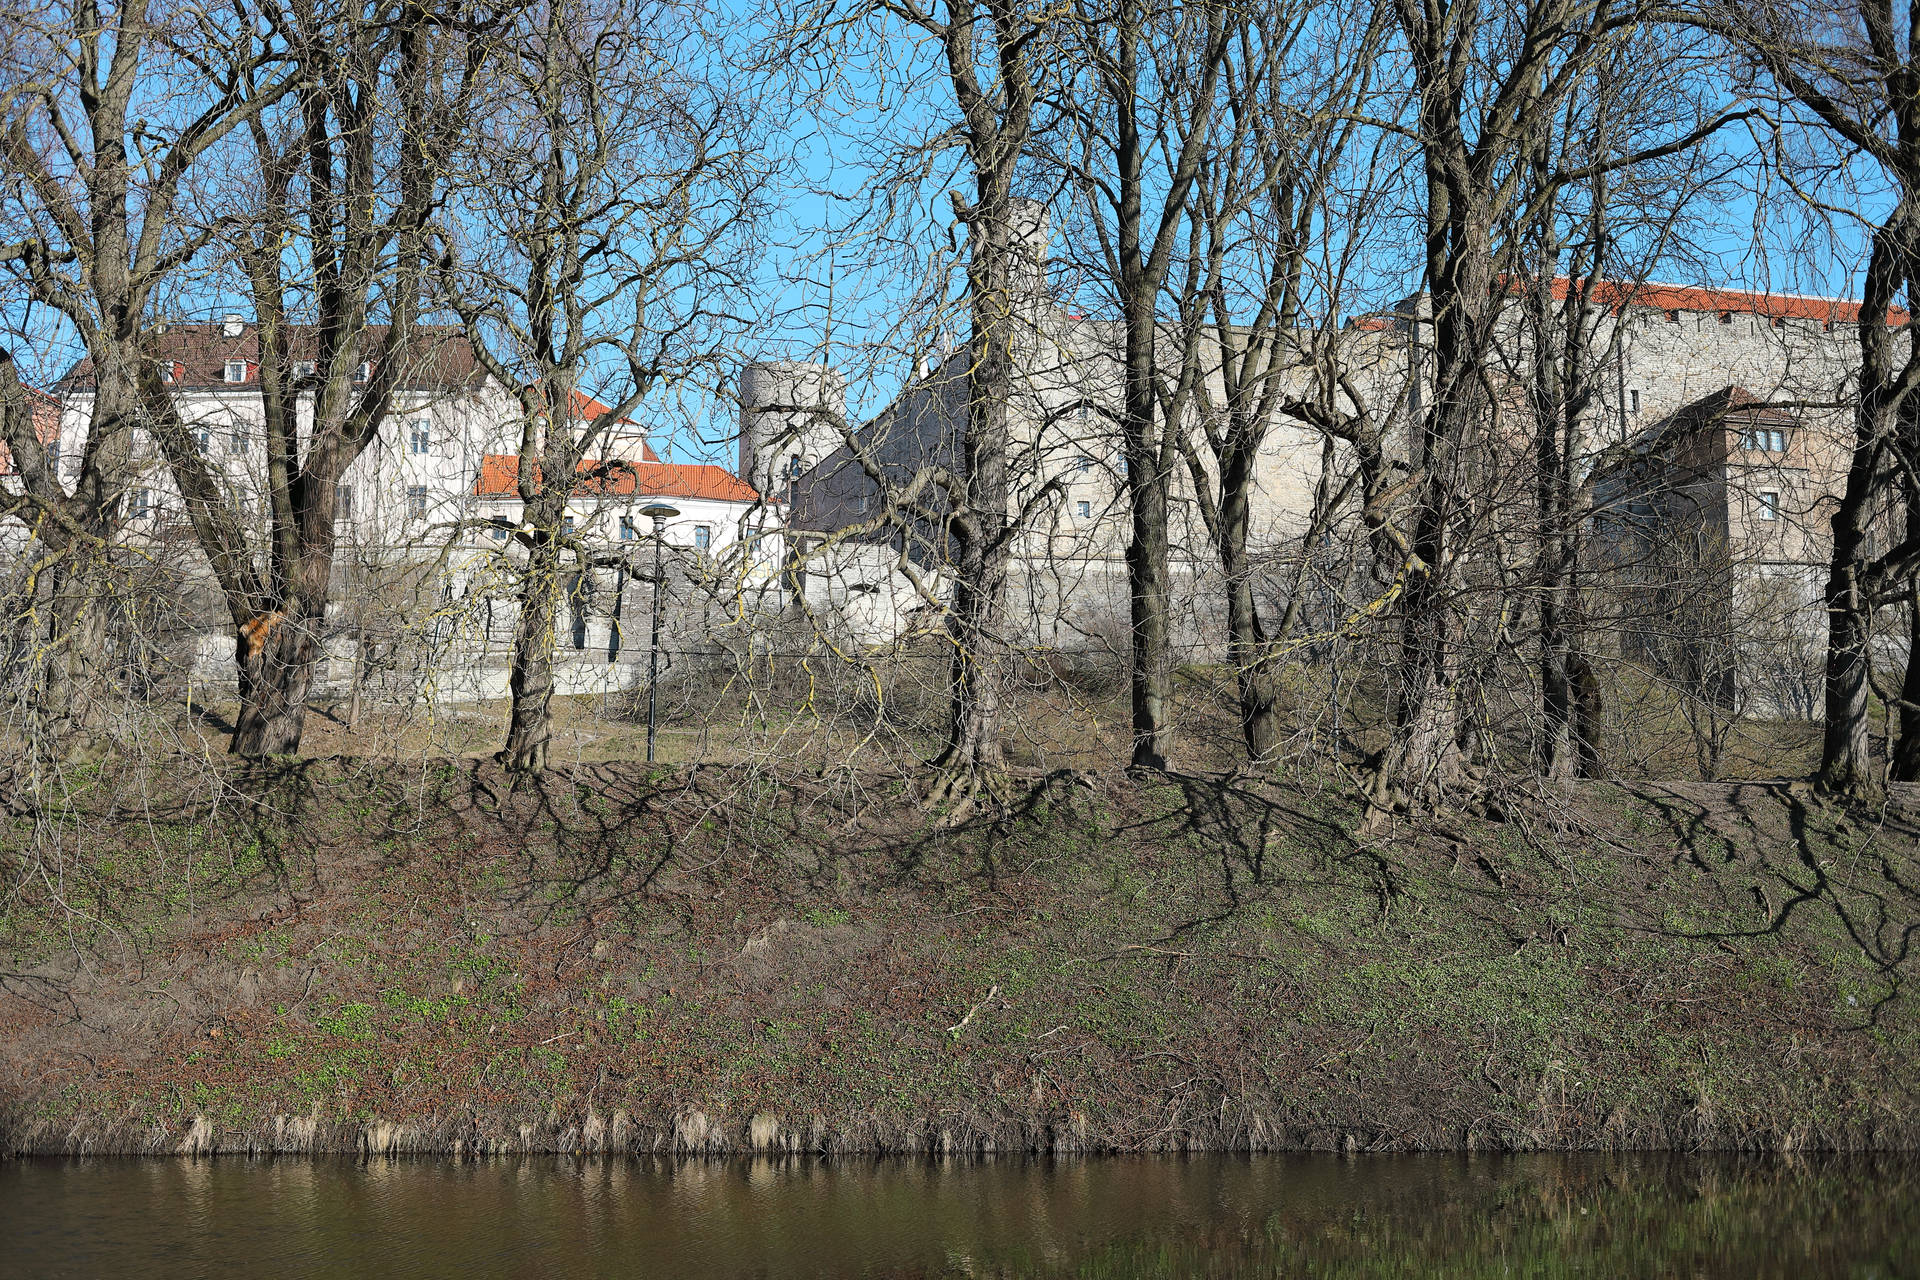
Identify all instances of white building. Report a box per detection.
[42,318,778,699]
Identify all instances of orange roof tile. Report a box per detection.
[1549,277,1909,326]
[473,454,760,503]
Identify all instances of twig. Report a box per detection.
[946,984,999,1036]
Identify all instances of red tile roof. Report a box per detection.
[1355,279,1909,330]
[58,323,486,391]
[562,390,658,461]
[1551,277,1909,326]
[473,454,759,503]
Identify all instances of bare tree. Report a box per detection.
[1697,0,1920,796]
[132,0,491,755]
[778,0,1063,803]
[1371,0,1735,814]
[1169,0,1391,765]
[0,0,295,756]
[440,0,766,774]
[1048,0,1238,770]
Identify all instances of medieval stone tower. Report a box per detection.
[738,360,847,503]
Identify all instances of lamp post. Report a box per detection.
[639,502,679,763]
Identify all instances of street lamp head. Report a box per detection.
[640,502,679,521]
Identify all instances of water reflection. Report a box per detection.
[3,1152,1914,1278]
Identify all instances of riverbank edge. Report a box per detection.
[7,1106,1918,1158]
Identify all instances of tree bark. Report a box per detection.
[1819,475,1879,796]
[1218,470,1281,762]
[500,521,564,775]
[932,197,1017,787]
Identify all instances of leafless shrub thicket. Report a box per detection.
[3,0,1920,867]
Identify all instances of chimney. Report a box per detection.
[222,313,244,338]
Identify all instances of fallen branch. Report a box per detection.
[946,984,999,1037]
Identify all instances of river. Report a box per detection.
[3,1152,1913,1277]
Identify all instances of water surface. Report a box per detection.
[3,1152,1913,1277]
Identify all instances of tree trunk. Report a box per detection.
[35,557,112,757]
[500,528,564,775]
[1819,565,1876,796]
[1374,546,1464,809]
[1218,471,1280,762]
[231,607,318,756]
[935,528,1010,779]
[1126,443,1174,771]
[1894,585,1920,782]
[929,182,1021,798]
[1818,403,1884,798]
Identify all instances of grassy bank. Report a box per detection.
[1,760,1916,1155]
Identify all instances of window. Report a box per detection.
[408,418,430,455]
[1744,428,1787,452]
[1629,389,1640,414]
[1718,311,1733,325]
[1076,404,1090,422]
[224,360,247,384]
[294,361,316,378]
[356,362,372,383]
[562,515,575,536]
[335,486,353,521]
[226,429,247,455]
[1075,455,1094,473]
[158,362,175,385]
[693,524,711,551]
[1665,309,1680,323]
[489,519,510,542]
[1076,500,1091,519]
[1758,489,1780,521]
[46,439,59,472]
[788,453,803,479]
[129,487,150,519]
[620,516,637,541]
[195,427,211,452]
[406,485,427,520]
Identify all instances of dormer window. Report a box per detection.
[224,360,248,384]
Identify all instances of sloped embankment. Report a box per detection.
[2,760,1916,1154]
